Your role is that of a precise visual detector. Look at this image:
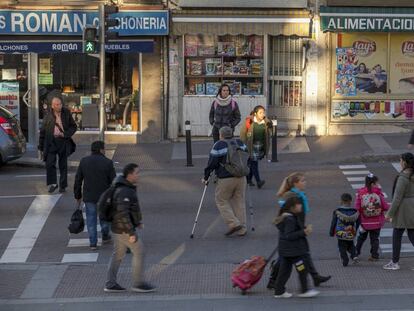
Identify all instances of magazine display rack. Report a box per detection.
[184,34,264,96]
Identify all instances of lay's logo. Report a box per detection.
[402,41,414,57]
[353,40,376,57]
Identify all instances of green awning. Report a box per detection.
[320,6,414,32]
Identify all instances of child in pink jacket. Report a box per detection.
[355,174,389,261]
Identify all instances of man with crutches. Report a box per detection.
[201,126,248,237]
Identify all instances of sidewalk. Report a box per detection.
[2,257,414,303]
[13,132,412,170]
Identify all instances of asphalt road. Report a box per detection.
[1,159,413,310]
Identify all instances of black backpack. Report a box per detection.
[98,185,117,222]
[222,139,250,177]
[68,207,84,234]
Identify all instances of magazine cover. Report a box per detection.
[244,82,262,95]
[250,59,263,75]
[186,78,205,95]
[198,46,215,56]
[205,58,222,75]
[235,36,250,56]
[206,82,221,95]
[195,83,205,95]
[249,36,263,57]
[190,60,203,75]
[185,35,198,57]
[235,60,248,75]
[198,35,216,56]
[218,42,236,56]
[223,62,233,75]
[224,80,241,95]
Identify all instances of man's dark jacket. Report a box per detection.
[110,175,142,235]
[74,153,116,203]
[38,107,77,161]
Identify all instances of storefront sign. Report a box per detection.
[0,82,20,120]
[321,6,414,32]
[0,40,154,53]
[0,10,168,36]
[38,74,53,85]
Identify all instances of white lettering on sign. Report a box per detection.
[327,17,414,31]
[11,13,24,32]
[26,13,41,32]
[105,44,130,50]
[115,16,167,31]
[51,43,78,52]
[0,44,28,51]
[0,16,5,29]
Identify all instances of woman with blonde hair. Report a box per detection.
[268,172,331,289]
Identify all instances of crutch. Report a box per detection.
[247,184,255,231]
[190,179,209,239]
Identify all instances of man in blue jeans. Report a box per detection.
[74,140,116,250]
[104,163,156,293]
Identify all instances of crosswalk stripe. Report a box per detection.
[351,184,365,189]
[347,177,365,182]
[339,165,367,169]
[0,195,61,263]
[343,170,371,175]
[381,228,407,238]
[68,238,102,247]
[380,243,414,253]
[61,253,99,263]
[392,162,401,172]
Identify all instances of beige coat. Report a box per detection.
[387,170,414,229]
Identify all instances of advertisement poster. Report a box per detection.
[0,82,20,119]
[337,33,388,95]
[332,100,414,121]
[335,48,357,96]
[390,34,414,94]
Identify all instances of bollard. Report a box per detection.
[271,116,278,162]
[185,120,193,167]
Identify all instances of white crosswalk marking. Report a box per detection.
[61,253,99,263]
[339,165,367,169]
[0,195,61,263]
[342,170,371,175]
[351,184,365,189]
[347,177,365,182]
[68,238,102,247]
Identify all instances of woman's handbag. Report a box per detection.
[68,203,84,234]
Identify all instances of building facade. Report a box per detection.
[167,0,320,138]
[0,0,169,146]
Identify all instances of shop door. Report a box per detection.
[0,54,30,140]
[268,36,304,133]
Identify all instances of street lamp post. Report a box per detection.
[271,116,278,162]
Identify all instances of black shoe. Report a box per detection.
[58,187,66,193]
[257,180,265,189]
[131,282,156,293]
[102,234,112,244]
[267,280,276,290]
[225,225,243,236]
[104,283,126,293]
[48,184,58,193]
[314,275,331,287]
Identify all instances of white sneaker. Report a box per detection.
[383,261,400,270]
[297,289,320,298]
[274,291,293,298]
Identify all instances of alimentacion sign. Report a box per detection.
[0,10,169,36]
[321,6,414,32]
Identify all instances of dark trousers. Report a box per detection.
[338,239,356,264]
[274,256,308,295]
[392,228,414,263]
[247,158,261,183]
[269,252,318,285]
[356,229,380,258]
[212,127,220,143]
[46,146,68,188]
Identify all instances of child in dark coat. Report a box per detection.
[273,196,320,298]
[330,193,360,266]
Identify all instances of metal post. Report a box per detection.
[185,120,193,167]
[99,4,105,142]
[271,116,278,162]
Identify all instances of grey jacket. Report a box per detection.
[387,170,414,229]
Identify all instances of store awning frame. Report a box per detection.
[172,16,311,37]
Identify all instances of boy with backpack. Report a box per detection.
[202,126,249,237]
[355,174,389,261]
[329,193,360,266]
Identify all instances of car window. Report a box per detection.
[0,106,14,119]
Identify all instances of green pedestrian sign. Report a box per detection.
[82,25,98,53]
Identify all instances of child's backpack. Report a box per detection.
[360,191,382,217]
[335,214,357,241]
[221,139,250,177]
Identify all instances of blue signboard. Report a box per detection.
[0,40,154,53]
[0,10,169,36]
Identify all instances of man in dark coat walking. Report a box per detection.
[38,91,77,193]
[74,140,116,250]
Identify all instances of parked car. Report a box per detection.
[0,105,26,165]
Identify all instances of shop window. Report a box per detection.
[38,52,141,132]
[184,34,264,96]
[332,33,414,121]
